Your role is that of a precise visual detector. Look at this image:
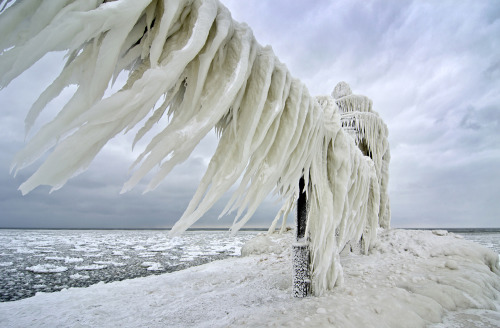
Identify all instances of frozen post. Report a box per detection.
[293,176,310,297]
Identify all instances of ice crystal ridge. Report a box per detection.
[0,0,390,295]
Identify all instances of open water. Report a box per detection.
[0,229,257,302]
[0,228,498,302]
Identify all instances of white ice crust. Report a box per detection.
[0,0,390,294]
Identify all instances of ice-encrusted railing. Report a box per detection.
[0,0,390,296]
[335,84,391,230]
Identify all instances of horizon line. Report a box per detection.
[0,227,499,232]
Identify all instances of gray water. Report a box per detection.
[456,231,500,254]
[0,229,257,302]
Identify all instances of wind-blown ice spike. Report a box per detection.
[1,0,390,295]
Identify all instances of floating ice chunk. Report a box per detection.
[0,262,13,266]
[140,262,163,271]
[179,256,197,262]
[147,264,164,271]
[94,261,126,267]
[65,258,84,263]
[16,248,35,254]
[138,252,156,258]
[73,247,100,253]
[74,264,107,271]
[26,264,68,273]
[149,246,173,252]
[46,256,83,263]
[45,256,64,261]
[69,273,90,280]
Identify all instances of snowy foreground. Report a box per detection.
[1,229,499,328]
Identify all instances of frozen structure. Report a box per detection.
[0,0,390,295]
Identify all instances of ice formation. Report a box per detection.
[0,0,390,294]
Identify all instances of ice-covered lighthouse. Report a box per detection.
[293,81,391,296]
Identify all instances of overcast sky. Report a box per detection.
[0,0,499,229]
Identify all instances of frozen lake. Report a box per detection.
[0,229,258,302]
[0,229,498,303]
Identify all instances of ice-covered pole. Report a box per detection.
[293,176,310,297]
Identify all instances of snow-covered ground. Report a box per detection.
[0,229,499,328]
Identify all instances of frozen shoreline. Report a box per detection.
[0,230,256,302]
[0,229,499,327]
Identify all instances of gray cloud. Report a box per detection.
[224,0,500,228]
[1,0,499,229]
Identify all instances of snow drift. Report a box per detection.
[0,0,390,294]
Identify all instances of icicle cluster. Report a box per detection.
[335,84,391,229]
[0,0,390,294]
